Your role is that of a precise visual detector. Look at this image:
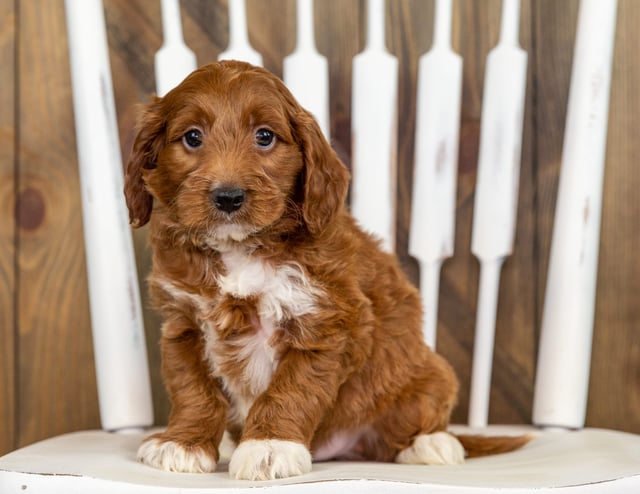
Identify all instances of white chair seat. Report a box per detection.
[1,426,639,493]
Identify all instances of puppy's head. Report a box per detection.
[124,61,349,246]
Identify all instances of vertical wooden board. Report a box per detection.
[489,0,537,425]
[16,0,99,446]
[386,0,433,283]
[533,0,577,325]
[588,0,640,433]
[315,0,363,165]
[0,0,16,456]
[190,0,297,76]
[181,0,230,62]
[530,0,574,424]
[104,0,159,102]
[246,0,295,76]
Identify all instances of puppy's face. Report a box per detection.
[124,61,348,246]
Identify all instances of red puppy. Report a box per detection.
[124,61,528,481]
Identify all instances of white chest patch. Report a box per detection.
[217,249,321,323]
[155,250,322,427]
[214,249,322,424]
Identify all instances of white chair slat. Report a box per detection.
[408,0,462,349]
[64,0,153,432]
[155,0,197,96]
[533,0,618,430]
[218,0,263,67]
[350,0,399,253]
[283,0,330,139]
[468,0,528,428]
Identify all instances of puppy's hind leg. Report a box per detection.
[375,351,463,465]
[395,431,464,465]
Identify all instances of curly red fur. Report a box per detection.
[124,61,528,477]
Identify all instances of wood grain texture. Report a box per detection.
[3,0,639,451]
[587,0,640,431]
[314,0,362,164]
[387,0,432,278]
[15,0,99,447]
[0,0,16,456]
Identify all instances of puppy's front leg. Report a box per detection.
[138,319,228,473]
[229,348,344,480]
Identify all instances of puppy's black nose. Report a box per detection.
[212,187,246,213]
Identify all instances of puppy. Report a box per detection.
[124,61,529,481]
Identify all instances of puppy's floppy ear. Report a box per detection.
[294,110,350,235]
[124,98,164,228]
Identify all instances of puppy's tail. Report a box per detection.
[453,433,533,458]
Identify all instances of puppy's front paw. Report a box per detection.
[137,436,217,473]
[395,431,465,465]
[229,439,312,480]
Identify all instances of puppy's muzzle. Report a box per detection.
[212,187,246,213]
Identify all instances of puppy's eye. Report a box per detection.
[255,128,275,149]
[183,129,203,149]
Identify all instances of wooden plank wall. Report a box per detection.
[0,0,16,457]
[1,0,638,456]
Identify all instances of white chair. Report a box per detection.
[1,0,639,492]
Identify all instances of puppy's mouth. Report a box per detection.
[174,181,289,250]
[211,222,254,242]
[204,195,256,240]
[206,186,254,238]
